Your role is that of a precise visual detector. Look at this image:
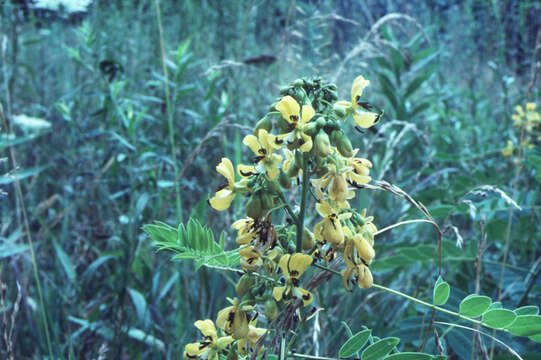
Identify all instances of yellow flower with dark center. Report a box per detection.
[341,263,373,291]
[313,201,352,246]
[209,158,251,211]
[216,298,252,339]
[344,149,372,186]
[184,319,234,360]
[334,75,380,128]
[273,253,313,307]
[239,246,263,271]
[311,161,355,206]
[243,129,283,180]
[276,95,316,152]
[237,319,267,355]
[232,217,257,245]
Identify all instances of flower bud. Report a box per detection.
[293,78,304,87]
[357,265,373,289]
[302,228,315,251]
[235,274,256,296]
[303,121,318,137]
[261,193,275,210]
[278,169,291,188]
[254,116,272,134]
[246,195,264,219]
[315,130,331,158]
[331,130,353,157]
[264,297,279,321]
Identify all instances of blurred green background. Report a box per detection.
[1,0,540,359]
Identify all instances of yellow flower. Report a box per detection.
[239,246,263,271]
[237,319,267,355]
[343,232,375,268]
[344,150,372,185]
[335,75,380,129]
[501,140,514,157]
[216,298,252,339]
[232,217,257,245]
[311,162,355,206]
[341,263,373,291]
[184,319,234,360]
[209,158,251,211]
[313,201,352,246]
[526,102,536,111]
[276,95,315,152]
[272,253,313,307]
[243,129,283,180]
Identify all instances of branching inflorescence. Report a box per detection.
[186,75,383,359]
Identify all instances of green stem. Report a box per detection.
[297,153,310,252]
[289,353,338,360]
[312,263,486,327]
[277,189,299,224]
[154,0,182,223]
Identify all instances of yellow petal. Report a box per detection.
[353,110,379,128]
[341,268,354,292]
[265,163,279,180]
[526,102,536,111]
[243,134,261,155]
[217,336,234,349]
[323,217,344,245]
[184,342,207,359]
[301,105,315,124]
[276,96,300,123]
[194,319,217,340]
[216,306,234,330]
[209,192,234,211]
[350,75,370,106]
[216,158,235,185]
[316,201,332,217]
[288,253,313,278]
[237,164,257,177]
[278,254,291,276]
[299,132,313,152]
[357,265,373,289]
[273,286,287,302]
[293,287,313,306]
[354,234,375,264]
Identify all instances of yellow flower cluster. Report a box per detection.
[502,102,540,159]
[188,75,383,359]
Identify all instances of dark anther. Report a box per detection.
[290,115,299,122]
[275,138,284,145]
[310,306,317,314]
[258,148,267,155]
[279,276,286,284]
[240,170,257,177]
[291,278,300,287]
[302,293,311,300]
[354,126,365,134]
[361,258,369,267]
[216,183,229,191]
[286,218,293,225]
[359,101,372,110]
[290,270,299,277]
[252,155,265,163]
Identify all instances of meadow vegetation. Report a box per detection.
[1,1,540,359]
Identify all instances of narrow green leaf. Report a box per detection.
[385,353,433,360]
[361,337,400,360]
[514,306,539,315]
[528,333,541,343]
[128,288,147,324]
[433,276,450,306]
[481,309,516,329]
[339,329,371,358]
[459,295,491,317]
[53,240,76,282]
[506,315,541,336]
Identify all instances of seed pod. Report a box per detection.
[264,298,279,321]
[303,122,318,137]
[254,116,272,134]
[327,83,337,91]
[278,169,291,189]
[267,180,280,194]
[293,78,304,87]
[261,193,275,210]
[302,228,315,251]
[286,162,300,178]
[331,130,353,157]
[246,195,264,219]
[235,274,256,296]
[315,130,331,158]
[315,117,326,128]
